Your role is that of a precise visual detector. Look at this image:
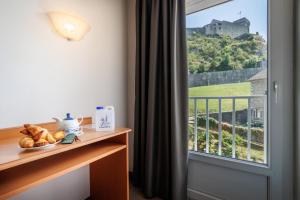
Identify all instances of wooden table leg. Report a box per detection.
[90,134,129,200]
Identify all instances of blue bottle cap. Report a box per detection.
[96,106,104,110]
[64,113,74,120]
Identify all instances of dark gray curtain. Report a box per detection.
[133,0,188,199]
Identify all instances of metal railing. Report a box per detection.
[189,95,267,163]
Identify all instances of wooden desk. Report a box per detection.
[0,118,131,200]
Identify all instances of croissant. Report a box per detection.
[25,125,44,136]
[19,124,62,148]
[19,136,35,148]
[46,133,56,144]
[23,124,31,129]
[20,129,31,136]
[32,129,49,141]
[52,131,65,141]
[34,139,49,147]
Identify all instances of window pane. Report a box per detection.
[186,0,268,164]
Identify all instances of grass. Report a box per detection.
[189,82,251,113]
[238,145,264,163]
[188,82,265,163]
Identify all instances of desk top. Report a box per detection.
[0,124,131,171]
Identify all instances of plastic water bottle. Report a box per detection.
[95,106,115,131]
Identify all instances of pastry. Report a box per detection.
[19,136,34,148]
[32,129,48,141]
[19,124,57,148]
[25,124,44,136]
[20,129,31,136]
[23,124,31,129]
[52,131,65,141]
[46,133,56,144]
[34,139,49,147]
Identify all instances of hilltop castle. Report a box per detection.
[187,17,250,38]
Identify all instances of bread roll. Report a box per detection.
[19,137,34,148]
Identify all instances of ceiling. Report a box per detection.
[186,0,231,15]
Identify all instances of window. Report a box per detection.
[186,0,268,164]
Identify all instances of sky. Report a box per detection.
[186,0,268,40]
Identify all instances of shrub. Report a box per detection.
[186,33,266,73]
[188,122,243,158]
[196,116,264,144]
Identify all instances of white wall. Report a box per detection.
[0,0,128,199]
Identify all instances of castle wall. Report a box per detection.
[217,23,249,38]
[189,67,264,87]
[205,22,249,38]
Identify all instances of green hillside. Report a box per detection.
[187,32,266,74]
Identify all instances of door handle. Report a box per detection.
[273,81,278,104]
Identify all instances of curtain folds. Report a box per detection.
[133,0,188,199]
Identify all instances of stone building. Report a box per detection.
[204,17,250,38]
[187,17,250,38]
[248,69,267,121]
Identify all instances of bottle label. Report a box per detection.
[99,114,111,128]
[96,108,115,131]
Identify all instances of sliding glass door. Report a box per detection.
[186,0,293,199]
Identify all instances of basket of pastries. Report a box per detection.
[19,124,65,149]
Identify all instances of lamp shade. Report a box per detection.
[48,12,91,41]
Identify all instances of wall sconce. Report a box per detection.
[48,12,91,41]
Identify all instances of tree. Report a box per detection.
[186,32,266,73]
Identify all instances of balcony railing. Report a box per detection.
[189,95,267,163]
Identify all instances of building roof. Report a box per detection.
[249,68,267,81]
[233,17,250,25]
[209,19,230,25]
[210,19,222,23]
[208,17,250,26]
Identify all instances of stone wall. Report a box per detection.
[186,27,205,37]
[189,68,264,87]
[205,22,249,38]
[209,109,248,125]
[250,79,267,115]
